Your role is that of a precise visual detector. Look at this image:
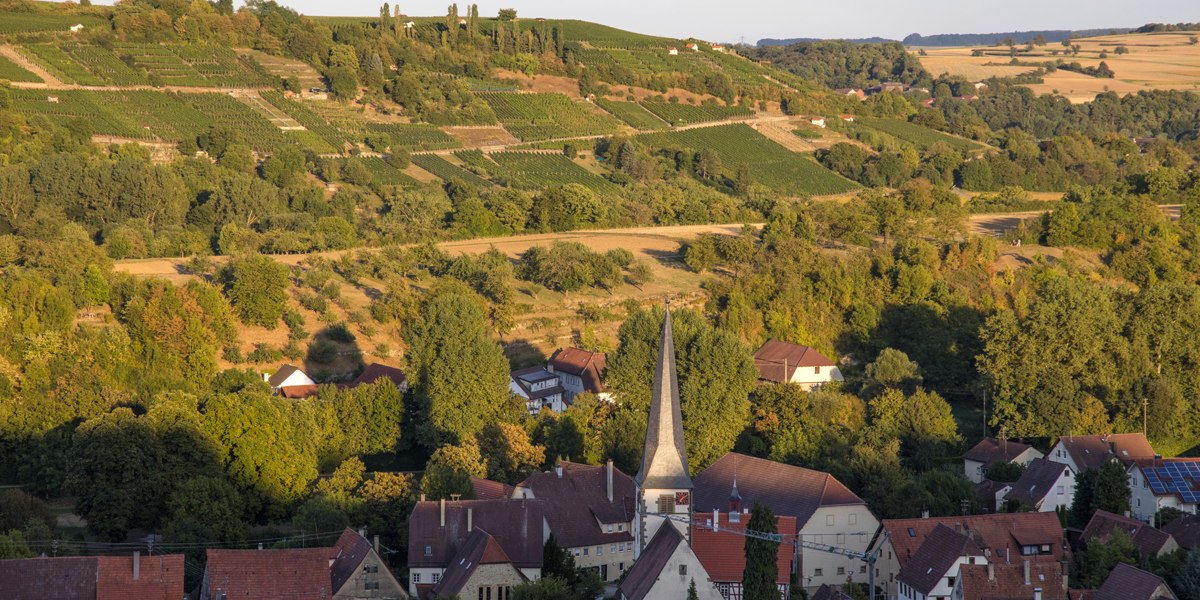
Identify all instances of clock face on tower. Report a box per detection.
[675,491,690,506]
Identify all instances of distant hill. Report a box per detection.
[758,37,896,46]
[901,28,1130,46]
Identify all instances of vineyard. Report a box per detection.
[346,157,418,187]
[509,19,677,49]
[363,123,462,152]
[479,92,622,141]
[636,124,860,196]
[488,152,621,194]
[639,99,754,126]
[411,154,494,188]
[854,117,983,152]
[595,98,669,131]
[0,13,107,35]
[16,42,269,88]
[8,89,213,142]
[20,44,105,85]
[178,93,291,151]
[259,91,347,150]
[0,54,40,83]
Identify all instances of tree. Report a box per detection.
[478,423,546,484]
[1070,461,1132,528]
[69,408,165,541]
[227,255,290,328]
[421,440,486,499]
[406,293,513,446]
[1073,529,1138,587]
[688,579,700,600]
[865,348,922,389]
[1173,550,1200,600]
[743,502,779,600]
[164,476,246,545]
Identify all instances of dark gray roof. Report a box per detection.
[635,309,692,490]
[515,461,635,549]
[1096,562,1177,600]
[407,499,544,570]
[618,524,684,600]
[267,364,303,387]
[896,524,984,595]
[1006,458,1070,506]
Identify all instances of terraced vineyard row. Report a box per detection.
[259,90,347,149]
[488,152,621,194]
[594,98,669,131]
[20,44,105,85]
[639,100,753,126]
[479,92,621,141]
[411,154,494,188]
[636,124,860,196]
[363,123,461,151]
[0,54,40,83]
[178,93,290,151]
[346,157,418,187]
[0,13,107,34]
[8,89,213,142]
[854,117,983,152]
[16,42,269,88]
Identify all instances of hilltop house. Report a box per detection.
[618,525,723,600]
[1080,510,1178,561]
[807,116,827,128]
[509,366,567,414]
[265,364,318,398]
[511,460,635,581]
[1002,458,1075,513]
[953,561,1067,600]
[70,23,85,32]
[0,554,184,600]
[872,512,1066,600]
[834,88,866,100]
[710,44,725,52]
[753,340,843,389]
[694,452,878,593]
[1129,458,1200,523]
[896,524,987,600]
[963,437,1044,483]
[687,42,700,51]
[547,347,608,401]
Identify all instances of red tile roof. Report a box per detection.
[882,512,1066,569]
[691,511,795,584]
[964,438,1039,466]
[958,561,1067,600]
[96,555,184,600]
[0,555,184,600]
[203,548,334,599]
[1095,562,1176,600]
[407,499,544,571]
[1081,511,1174,560]
[432,529,523,598]
[1006,458,1070,506]
[753,340,836,382]
[279,384,320,398]
[897,524,985,595]
[548,348,607,394]
[693,453,864,531]
[352,363,407,388]
[514,461,634,549]
[470,476,515,500]
[618,524,684,600]
[1053,434,1155,471]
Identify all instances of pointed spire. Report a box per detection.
[635,304,693,490]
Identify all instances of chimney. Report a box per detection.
[467,507,474,532]
[712,509,719,532]
[420,493,426,502]
[258,542,263,550]
[358,527,366,537]
[374,535,380,554]
[261,372,269,383]
[987,562,994,581]
[1023,560,1030,585]
[1034,589,1042,600]
[921,509,930,519]
[132,551,140,581]
[555,458,563,478]
[439,498,446,527]
[607,459,614,503]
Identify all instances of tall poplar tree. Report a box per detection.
[743,502,779,600]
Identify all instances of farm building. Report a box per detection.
[752,339,842,389]
[686,43,700,51]
[69,23,85,32]
[667,46,679,55]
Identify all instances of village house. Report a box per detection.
[668,46,679,55]
[1093,562,1179,600]
[69,23,85,32]
[694,452,878,593]
[511,460,635,582]
[955,94,980,102]
[834,88,866,100]
[546,347,608,401]
[264,364,318,398]
[331,528,408,599]
[872,512,1066,600]
[710,44,725,52]
[1163,514,1200,550]
[1079,510,1178,561]
[840,114,856,122]
[963,437,1044,483]
[896,524,988,600]
[344,363,408,393]
[971,81,989,92]
[813,585,856,600]
[1129,457,1200,523]
[687,42,700,51]
[618,525,724,600]
[869,82,909,94]
[1002,458,1075,513]
[753,340,843,389]
[952,561,1067,600]
[470,476,515,500]
[406,498,545,597]
[692,494,797,600]
[429,529,526,600]
[199,548,336,600]
[807,116,827,128]
[1046,433,1156,474]
[509,365,567,414]
[0,553,183,600]
[921,98,936,108]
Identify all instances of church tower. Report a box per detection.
[634,307,693,557]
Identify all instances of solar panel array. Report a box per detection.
[1143,462,1200,503]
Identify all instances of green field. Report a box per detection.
[636,124,860,196]
[595,98,668,131]
[0,54,40,83]
[16,42,269,88]
[855,117,982,152]
[479,92,622,141]
[639,100,754,126]
[412,154,494,188]
[259,91,348,150]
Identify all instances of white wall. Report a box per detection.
[797,505,878,591]
[624,542,723,600]
[787,366,843,390]
[897,555,985,600]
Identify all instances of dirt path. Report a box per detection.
[0,45,60,86]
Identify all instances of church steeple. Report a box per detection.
[635,306,693,490]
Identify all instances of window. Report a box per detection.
[679,564,688,576]
[860,565,867,574]
[424,545,432,557]
[826,515,835,526]
[363,564,378,574]
[849,513,857,525]
[432,573,441,584]
[583,548,589,556]
[608,525,614,533]
[486,587,492,600]
[478,589,484,600]
[618,524,624,532]
[837,567,845,575]
[611,544,617,552]
[597,546,603,556]
[1057,485,1065,495]
[365,581,380,590]
[657,494,676,514]
[815,366,821,374]
[413,573,421,584]
[947,577,955,588]
[815,568,824,577]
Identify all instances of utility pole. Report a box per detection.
[982,389,988,438]
[1143,398,1148,436]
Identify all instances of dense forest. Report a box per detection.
[1,0,1200,594]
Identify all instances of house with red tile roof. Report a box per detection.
[1080,510,1178,561]
[896,524,987,600]
[198,548,334,600]
[1095,562,1178,600]
[692,507,796,599]
[347,363,407,393]
[429,529,526,600]
[469,476,515,500]
[1002,458,1076,513]
[872,512,1067,600]
[1047,433,1155,473]
[512,460,635,581]
[834,88,865,100]
[406,498,545,597]
[0,553,184,600]
[953,560,1067,600]
[753,340,842,389]
[330,528,408,599]
[963,437,1044,483]
[264,364,318,398]
[547,347,608,401]
[693,452,877,593]
[617,524,723,600]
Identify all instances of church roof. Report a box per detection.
[635,308,692,490]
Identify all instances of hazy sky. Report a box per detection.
[73,0,1200,42]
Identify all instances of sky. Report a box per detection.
[70,0,1200,43]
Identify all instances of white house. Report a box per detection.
[667,47,679,56]
[546,347,608,402]
[807,116,827,128]
[963,437,1044,484]
[617,525,723,600]
[710,44,725,52]
[686,43,700,51]
[1129,458,1200,524]
[1046,433,1155,474]
[509,366,566,414]
[265,364,316,397]
[753,340,843,390]
[896,524,988,600]
[69,24,85,32]
[1001,458,1075,513]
